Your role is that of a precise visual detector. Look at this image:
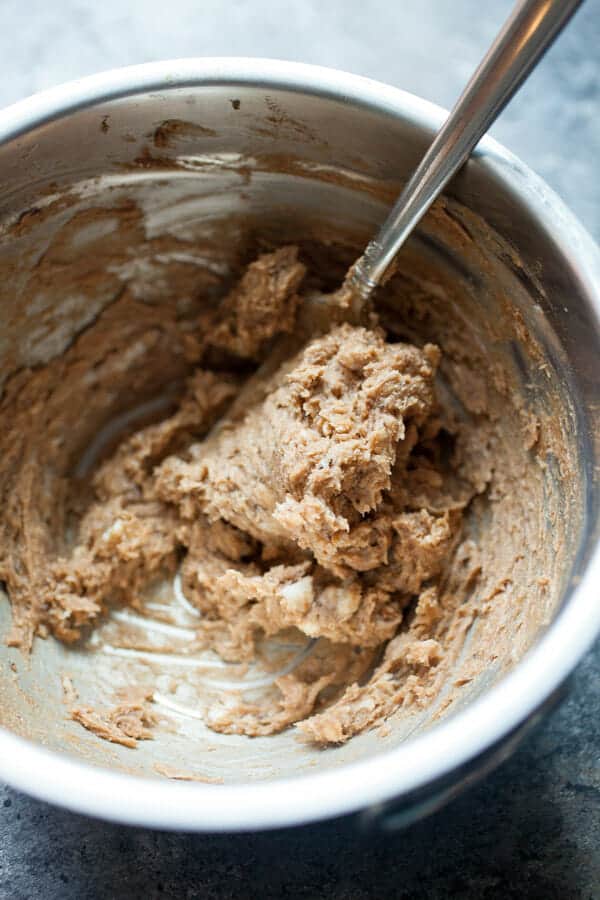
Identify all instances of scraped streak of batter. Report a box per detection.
[0,245,487,744]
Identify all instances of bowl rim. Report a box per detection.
[0,57,599,832]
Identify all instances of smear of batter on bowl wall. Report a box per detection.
[0,243,533,746]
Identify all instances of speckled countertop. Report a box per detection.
[0,1,598,897]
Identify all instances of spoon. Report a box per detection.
[344,0,583,309]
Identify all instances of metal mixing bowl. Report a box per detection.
[0,59,598,831]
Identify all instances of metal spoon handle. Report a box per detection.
[351,0,583,296]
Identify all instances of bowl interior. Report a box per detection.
[0,78,593,786]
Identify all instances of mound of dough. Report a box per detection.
[0,246,484,743]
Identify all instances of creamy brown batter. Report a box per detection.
[0,241,552,745]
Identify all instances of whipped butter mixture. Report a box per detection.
[0,243,546,745]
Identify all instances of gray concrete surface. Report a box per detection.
[0,1,598,897]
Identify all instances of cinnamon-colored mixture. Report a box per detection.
[0,246,503,743]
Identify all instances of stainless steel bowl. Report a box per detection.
[0,59,598,832]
